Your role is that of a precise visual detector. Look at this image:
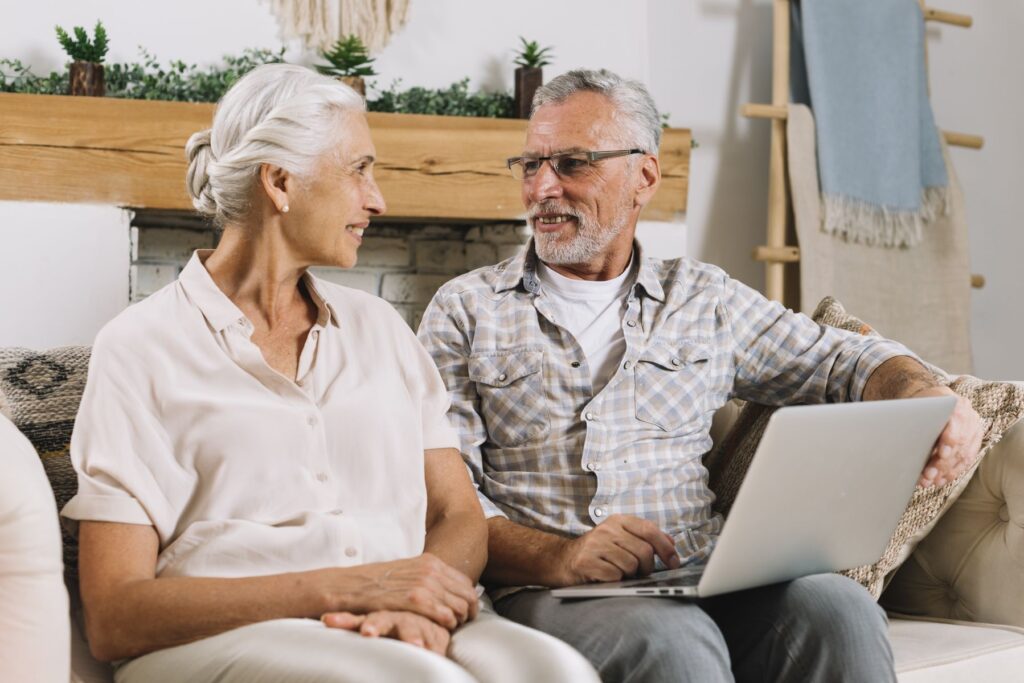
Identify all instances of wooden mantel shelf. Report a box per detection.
[0,93,689,221]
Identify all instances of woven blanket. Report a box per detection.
[788,103,972,374]
[790,0,948,247]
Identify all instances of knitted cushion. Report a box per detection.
[704,297,1024,598]
[0,346,91,594]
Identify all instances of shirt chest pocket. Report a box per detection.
[634,341,713,432]
[468,350,549,447]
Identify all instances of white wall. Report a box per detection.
[0,0,1020,379]
[925,1,1024,379]
[647,0,773,288]
[0,203,128,348]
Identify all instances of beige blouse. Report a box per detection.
[62,251,459,579]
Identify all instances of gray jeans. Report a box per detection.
[494,573,896,683]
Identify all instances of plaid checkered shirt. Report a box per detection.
[417,241,911,567]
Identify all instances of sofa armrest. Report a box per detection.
[882,397,1024,627]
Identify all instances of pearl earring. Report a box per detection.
[282,204,289,214]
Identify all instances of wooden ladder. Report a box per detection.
[742,0,984,308]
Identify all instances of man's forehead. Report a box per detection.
[524,95,618,153]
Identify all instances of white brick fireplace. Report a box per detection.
[130,211,531,329]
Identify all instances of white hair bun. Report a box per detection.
[185,128,218,215]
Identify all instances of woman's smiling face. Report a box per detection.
[285,110,386,269]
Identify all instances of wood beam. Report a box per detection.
[0,93,691,221]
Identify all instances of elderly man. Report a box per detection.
[417,69,983,682]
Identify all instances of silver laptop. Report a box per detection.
[552,396,956,599]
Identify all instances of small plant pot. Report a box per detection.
[514,66,543,119]
[69,61,105,97]
[339,75,366,97]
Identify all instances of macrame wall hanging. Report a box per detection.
[267,0,411,52]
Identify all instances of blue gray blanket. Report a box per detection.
[791,0,948,247]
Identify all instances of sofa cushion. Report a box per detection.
[891,616,1024,682]
[0,346,91,594]
[882,407,1024,628]
[705,297,1024,598]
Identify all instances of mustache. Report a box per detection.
[528,202,582,221]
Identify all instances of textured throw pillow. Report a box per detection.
[0,346,91,595]
[0,385,11,421]
[704,297,1024,598]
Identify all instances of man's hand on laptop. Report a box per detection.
[559,514,681,584]
[912,386,984,488]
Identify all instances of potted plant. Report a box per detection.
[316,35,376,96]
[513,37,553,119]
[55,20,109,97]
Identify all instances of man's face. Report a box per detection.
[521,91,640,269]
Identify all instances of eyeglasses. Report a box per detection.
[506,148,645,180]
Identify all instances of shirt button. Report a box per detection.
[344,547,359,558]
[626,320,637,328]
[585,412,596,421]
[571,361,581,368]
[593,507,605,518]
[671,358,682,367]
[623,361,632,370]
[498,373,507,382]
[586,461,600,471]
[316,472,329,483]
[307,415,318,427]
[330,508,344,515]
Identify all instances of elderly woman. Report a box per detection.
[61,64,596,683]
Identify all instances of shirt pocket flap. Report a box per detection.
[468,351,543,388]
[639,341,712,370]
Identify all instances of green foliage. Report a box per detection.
[104,48,285,102]
[368,78,514,118]
[1,46,514,119]
[55,20,109,63]
[317,35,376,77]
[513,37,553,69]
[0,59,67,94]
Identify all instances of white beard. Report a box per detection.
[532,201,630,266]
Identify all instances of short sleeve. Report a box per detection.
[60,328,180,539]
[394,316,461,452]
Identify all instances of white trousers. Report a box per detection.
[115,604,599,683]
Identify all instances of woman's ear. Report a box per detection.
[634,154,662,209]
[259,163,292,214]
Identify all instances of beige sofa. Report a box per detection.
[2,359,1022,681]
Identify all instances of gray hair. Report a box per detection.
[186,63,366,224]
[532,69,661,156]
